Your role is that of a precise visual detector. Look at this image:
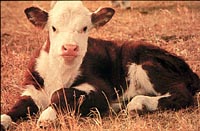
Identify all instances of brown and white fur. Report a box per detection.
[1,1,200,130]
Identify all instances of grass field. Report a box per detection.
[1,1,200,131]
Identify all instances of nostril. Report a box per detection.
[62,46,67,51]
[74,46,79,51]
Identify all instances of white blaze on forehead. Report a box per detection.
[48,1,91,30]
[52,1,88,13]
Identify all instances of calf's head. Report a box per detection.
[24,1,114,65]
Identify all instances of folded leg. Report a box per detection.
[1,85,49,130]
[37,83,109,127]
[127,89,194,114]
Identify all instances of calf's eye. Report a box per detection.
[52,26,56,32]
[83,26,87,32]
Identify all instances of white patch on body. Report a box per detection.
[72,83,96,94]
[123,63,160,100]
[21,85,50,110]
[37,106,57,128]
[127,93,171,112]
[1,114,12,130]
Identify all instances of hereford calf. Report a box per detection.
[1,1,200,130]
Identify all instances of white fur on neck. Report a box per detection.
[36,48,82,98]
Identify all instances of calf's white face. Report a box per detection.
[48,2,91,64]
[25,1,114,65]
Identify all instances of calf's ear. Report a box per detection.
[91,7,115,28]
[24,7,48,29]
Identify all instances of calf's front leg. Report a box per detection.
[1,85,50,130]
[37,83,109,127]
[1,96,39,130]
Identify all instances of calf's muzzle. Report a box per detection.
[61,44,79,57]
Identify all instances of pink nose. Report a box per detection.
[61,44,79,57]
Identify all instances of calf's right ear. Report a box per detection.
[24,7,48,29]
[91,7,115,28]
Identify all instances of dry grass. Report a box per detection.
[1,1,200,131]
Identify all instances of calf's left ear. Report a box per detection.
[24,7,48,29]
[91,7,115,28]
